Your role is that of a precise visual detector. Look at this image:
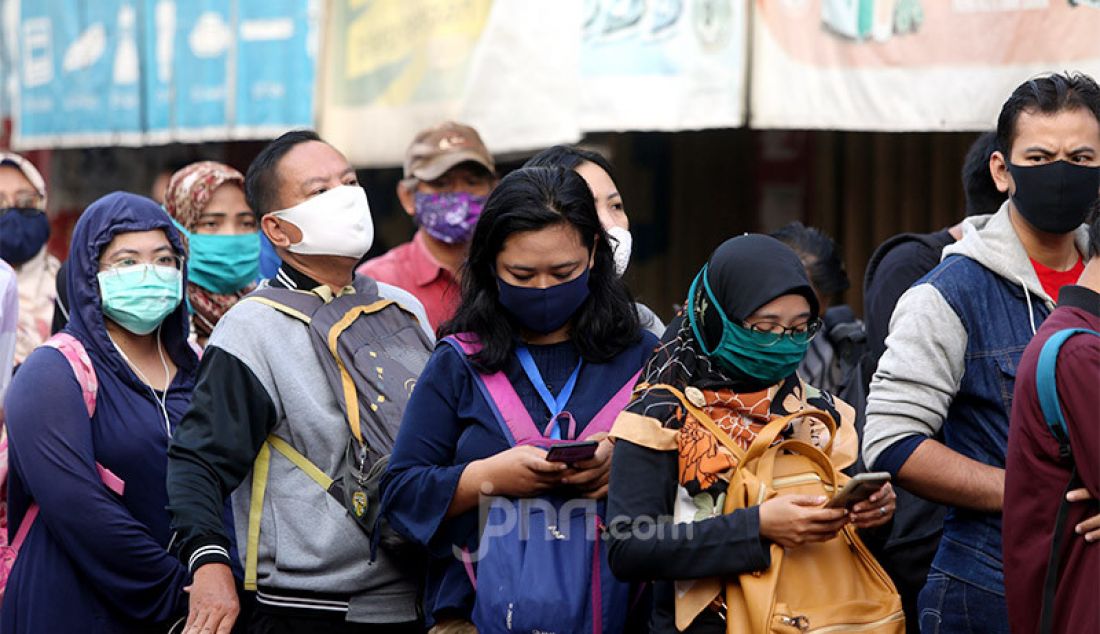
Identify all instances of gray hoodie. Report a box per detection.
[863,202,1090,468]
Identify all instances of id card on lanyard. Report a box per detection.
[515,346,583,440]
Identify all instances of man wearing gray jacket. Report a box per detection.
[167,130,433,634]
[863,73,1099,633]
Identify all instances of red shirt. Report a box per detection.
[1030,257,1084,301]
[1004,285,1100,634]
[357,231,460,331]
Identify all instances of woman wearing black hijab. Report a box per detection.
[604,235,896,633]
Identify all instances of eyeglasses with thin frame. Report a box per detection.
[0,192,45,211]
[743,318,823,346]
[99,254,184,283]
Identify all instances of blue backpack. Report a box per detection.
[1034,327,1099,634]
[444,335,638,634]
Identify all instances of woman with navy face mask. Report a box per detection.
[2,192,197,632]
[381,167,657,633]
[163,161,260,347]
[604,235,898,633]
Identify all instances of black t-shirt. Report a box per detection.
[862,229,955,379]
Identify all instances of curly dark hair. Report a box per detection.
[440,167,641,371]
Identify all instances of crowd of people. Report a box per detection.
[0,71,1095,634]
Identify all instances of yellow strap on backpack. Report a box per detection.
[244,295,314,323]
[243,436,335,591]
[326,300,395,445]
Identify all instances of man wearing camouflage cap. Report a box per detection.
[358,122,497,330]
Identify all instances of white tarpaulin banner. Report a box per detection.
[751,0,1100,131]
[318,0,751,166]
[578,0,749,132]
[318,0,583,167]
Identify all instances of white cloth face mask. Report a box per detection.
[606,225,633,277]
[269,185,374,258]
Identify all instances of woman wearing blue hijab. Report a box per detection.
[2,192,197,632]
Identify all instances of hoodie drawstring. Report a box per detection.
[1016,275,1039,336]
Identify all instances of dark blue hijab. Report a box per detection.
[65,191,197,380]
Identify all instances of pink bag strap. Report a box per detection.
[460,547,477,590]
[43,333,98,418]
[40,334,125,496]
[9,506,38,551]
[586,370,640,436]
[445,335,542,446]
[443,335,638,447]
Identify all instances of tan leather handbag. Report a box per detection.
[695,406,904,633]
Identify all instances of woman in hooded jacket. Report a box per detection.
[2,192,196,632]
[605,234,897,633]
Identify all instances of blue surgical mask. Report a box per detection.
[497,268,591,334]
[98,264,183,335]
[172,220,260,294]
[687,266,812,385]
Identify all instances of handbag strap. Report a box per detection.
[740,409,837,468]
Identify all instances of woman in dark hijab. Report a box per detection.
[605,234,896,633]
[3,192,196,632]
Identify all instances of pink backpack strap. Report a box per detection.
[43,333,97,417]
[41,334,124,496]
[444,335,544,446]
[585,370,641,436]
[443,335,640,446]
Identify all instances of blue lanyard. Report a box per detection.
[515,346,583,440]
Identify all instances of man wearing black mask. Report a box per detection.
[863,72,1099,633]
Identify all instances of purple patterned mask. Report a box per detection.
[414,191,487,244]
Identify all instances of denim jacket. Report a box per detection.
[921,254,1049,592]
[863,203,1089,594]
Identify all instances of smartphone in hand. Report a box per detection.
[825,472,891,509]
[545,441,599,464]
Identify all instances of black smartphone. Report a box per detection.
[545,441,599,464]
[825,472,891,509]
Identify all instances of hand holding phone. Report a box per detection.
[825,472,892,509]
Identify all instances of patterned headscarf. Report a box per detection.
[163,161,255,340]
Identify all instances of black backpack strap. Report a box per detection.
[1040,469,1081,634]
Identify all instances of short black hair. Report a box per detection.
[524,145,617,182]
[771,222,850,297]
[1088,198,1099,261]
[440,166,641,372]
[962,131,1004,216]
[996,72,1100,156]
[245,129,323,216]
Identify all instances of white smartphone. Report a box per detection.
[825,472,891,509]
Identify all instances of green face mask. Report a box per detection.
[98,264,183,335]
[687,266,812,385]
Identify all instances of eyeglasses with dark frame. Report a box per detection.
[742,318,823,346]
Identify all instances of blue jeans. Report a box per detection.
[918,571,1009,634]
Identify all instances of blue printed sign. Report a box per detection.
[16,0,316,148]
[17,0,144,146]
